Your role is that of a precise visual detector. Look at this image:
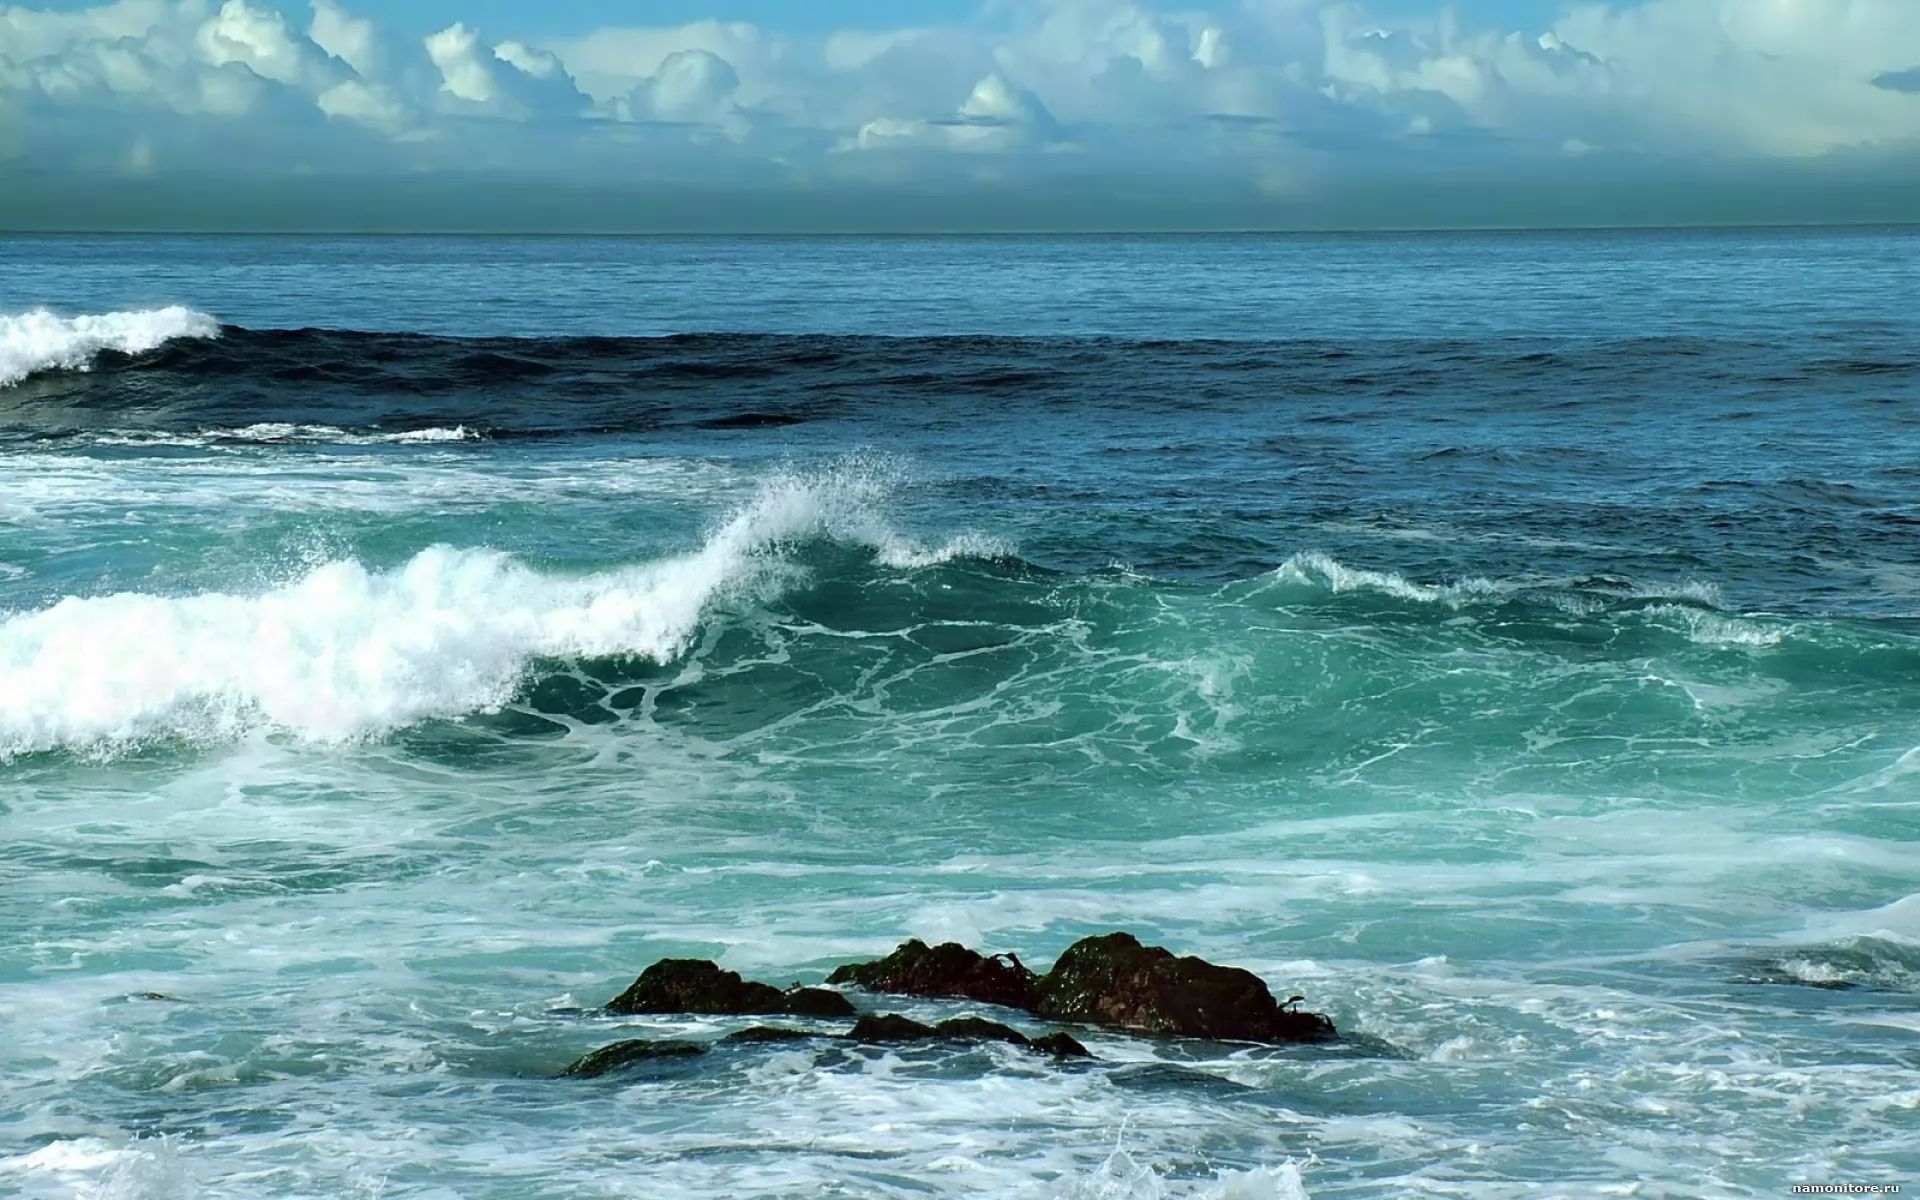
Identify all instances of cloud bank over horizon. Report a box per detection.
[2,0,1918,230]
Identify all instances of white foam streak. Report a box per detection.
[0,307,220,387]
[1266,552,1734,616]
[0,469,1001,757]
[79,424,480,447]
[1270,551,1505,606]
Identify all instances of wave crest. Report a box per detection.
[0,467,1006,757]
[0,307,221,388]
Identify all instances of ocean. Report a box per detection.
[1,230,1916,1199]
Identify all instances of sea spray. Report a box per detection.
[0,307,220,388]
[0,464,1005,757]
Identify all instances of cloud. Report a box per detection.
[1,0,1917,228]
[307,0,379,79]
[1314,0,1920,158]
[1873,67,1920,96]
[422,22,585,119]
[615,48,742,129]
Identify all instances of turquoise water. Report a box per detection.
[2,231,1918,1198]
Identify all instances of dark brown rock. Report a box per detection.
[721,1026,818,1045]
[933,1016,1030,1046]
[559,1038,706,1078]
[826,940,1039,1010]
[782,986,857,1018]
[1033,932,1336,1043]
[609,959,784,1015]
[607,959,853,1018]
[845,1012,1090,1057]
[1030,1031,1092,1058]
[847,1013,939,1042]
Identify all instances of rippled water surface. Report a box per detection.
[2,231,1918,1199]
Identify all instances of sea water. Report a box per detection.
[1,231,1917,1199]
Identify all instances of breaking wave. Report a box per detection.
[0,468,1009,757]
[0,307,220,388]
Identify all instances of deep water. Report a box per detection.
[2,231,1917,1199]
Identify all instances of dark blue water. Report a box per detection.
[2,231,1917,1199]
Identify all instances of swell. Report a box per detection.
[5,318,1908,440]
[6,502,1914,761]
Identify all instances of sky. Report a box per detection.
[1,0,1918,231]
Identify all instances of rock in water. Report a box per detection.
[721,1026,818,1045]
[844,1012,1090,1057]
[783,986,858,1018]
[559,1038,706,1078]
[1033,932,1337,1043]
[606,959,854,1017]
[934,1015,1033,1046]
[847,1013,940,1042]
[1030,1031,1093,1058]
[826,940,1039,1009]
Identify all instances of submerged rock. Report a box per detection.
[1033,932,1336,1043]
[559,1038,706,1078]
[607,959,855,1018]
[827,939,1039,1010]
[1030,1032,1094,1058]
[845,1012,1090,1057]
[847,1013,942,1042]
[561,1015,1089,1079]
[721,1026,818,1045]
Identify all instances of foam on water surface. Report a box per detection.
[5,232,1920,1199]
[0,307,220,388]
[0,465,1006,756]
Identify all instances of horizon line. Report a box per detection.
[6,220,1920,238]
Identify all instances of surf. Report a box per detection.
[0,467,1007,758]
[0,306,220,388]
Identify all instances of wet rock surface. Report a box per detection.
[721,1026,818,1045]
[1033,933,1337,1044]
[607,959,855,1018]
[559,1038,707,1078]
[827,939,1039,1010]
[563,1013,1092,1077]
[846,1013,1089,1057]
[576,934,1335,1082]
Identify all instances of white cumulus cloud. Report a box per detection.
[0,0,1914,222]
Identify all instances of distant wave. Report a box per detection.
[9,317,1887,442]
[57,424,483,448]
[0,307,220,388]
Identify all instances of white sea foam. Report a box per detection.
[0,307,220,388]
[78,424,480,447]
[0,468,1004,757]
[1058,1149,1311,1199]
[1260,553,1743,622]
[1268,551,1507,606]
[1654,606,1787,648]
[0,1135,195,1200]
